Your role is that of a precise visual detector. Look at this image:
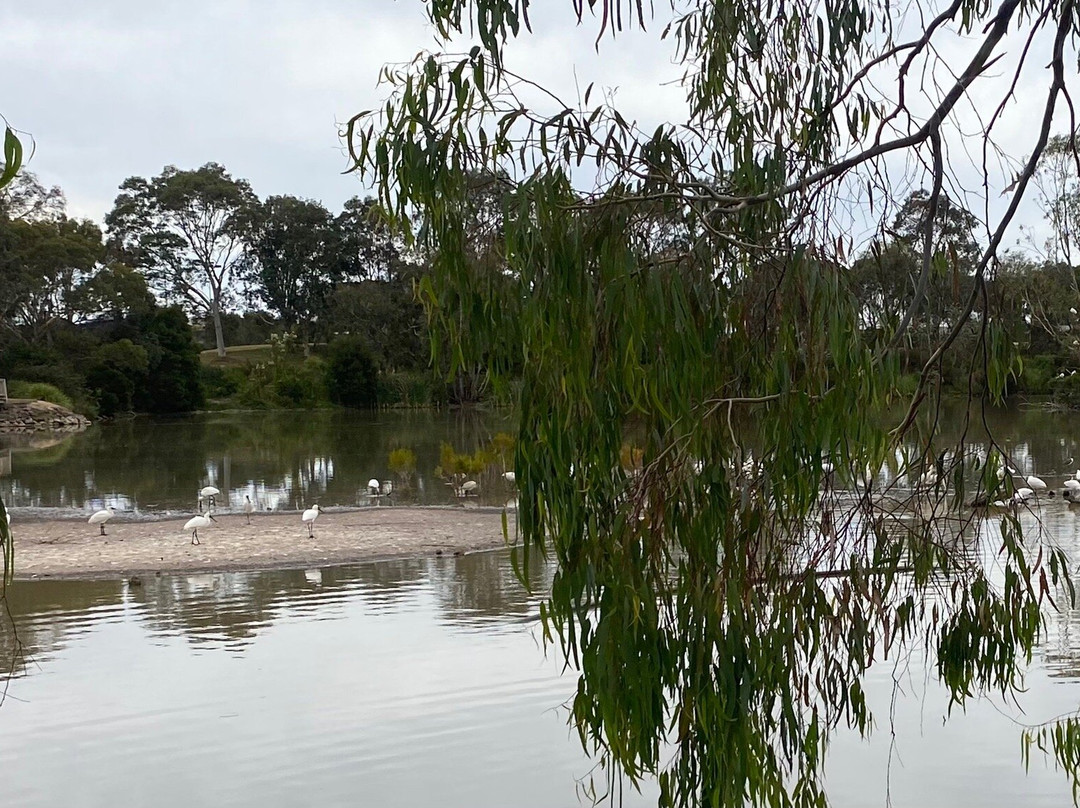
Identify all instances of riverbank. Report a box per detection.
[0,398,90,433]
[9,507,517,580]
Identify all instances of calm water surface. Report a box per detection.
[0,410,518,515]
[4,406,1080,805]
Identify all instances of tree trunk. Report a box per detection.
[211,303,227,358]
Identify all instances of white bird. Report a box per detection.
[503,471,516,485]
[1015,487,1035,502]
[302,504,322,538]
[821,462,834,475]
[1065,479,1080,492]
[88,506,116,536]
[184,512,216,545]
[199,486,221,511]
[242,495,255,525]
[367,478,380,496]
[1026,475,1047,491]
[1074,469,1080,482]
[459,480,479,497]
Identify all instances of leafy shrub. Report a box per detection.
[388,448,417,478]
[133,306,205,413]
[1017,354,1062,395]
[326,335,379,409]
[200,364,246,399]
[1052,372,1080,407]
[377,371,434,407]
[87,339,150,416]
[7,380,74,410]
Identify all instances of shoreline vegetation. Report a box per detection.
[9,507,516,581]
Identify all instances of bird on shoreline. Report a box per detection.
[198,486,220,512]
[302,504,322,538]
[89,506,116,536]
[243,495,255,525]
[184,512,216,545]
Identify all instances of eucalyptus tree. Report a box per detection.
[245,195,342,352]
[348,0,1080,805]
[105,163,258,358]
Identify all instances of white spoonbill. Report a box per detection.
[1014,487,1035,502]
[199,486,221,511]
[1026,475,1047,491]
[88,506,116,536]
[1065,479,1080,492]
[502,471,516,485]
[459,480,479,497]
[184,512,216,545]
[367,479,380,496]
[242,495,255,525]
[302,504,322,538]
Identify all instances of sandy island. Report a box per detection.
[9,507,518,580]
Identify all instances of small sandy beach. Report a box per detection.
[9,507,517,580]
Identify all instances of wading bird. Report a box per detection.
[88,506,116,536]
[302,504,322,538]
[199,486,221,511]
[243,495,255,525]
[184,512,215,545]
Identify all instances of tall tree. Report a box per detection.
[350,1,1080,805]
[105,163,257,358]
[0,215,105,342]
[245,195,341,351]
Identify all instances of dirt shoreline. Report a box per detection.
[8,506,517,581]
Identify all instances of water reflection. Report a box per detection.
[0,409,517,514]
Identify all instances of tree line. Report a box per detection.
[0,163,437,415]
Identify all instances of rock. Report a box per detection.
[0,399,90,433]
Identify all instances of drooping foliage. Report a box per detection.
[348,1,1080,804]
[0,121,25,597]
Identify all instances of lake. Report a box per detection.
[5,406,1080,805]
[0,409,518,516]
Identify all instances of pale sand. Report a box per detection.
[9,507,517,580]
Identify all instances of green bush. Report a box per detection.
[1052,372,1080,407]
[326,335,379,409]
[87,339,150,416]
[1018,354,1062,395]
[377,371,435,407]
[7,380,75,410]
[200,364,246,399]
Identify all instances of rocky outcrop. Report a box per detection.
[0,399,90,433]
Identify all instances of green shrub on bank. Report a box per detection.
[236,357,328,409]
[1052,372,1080,407]
[87,339,150,416]
[1018,354,1062,395]
[377,371,434,407]
[326,335,379,409]
[201,364,246,399]
[7,380,75,410]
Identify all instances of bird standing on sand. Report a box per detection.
[199,486,221,512]
[88,506,116,536]
[184,512,216,545]
[243,495,255,525]
[302,504,322,538]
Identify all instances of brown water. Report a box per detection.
[5,404,1080,804]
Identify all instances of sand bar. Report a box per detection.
[9,507,517,580]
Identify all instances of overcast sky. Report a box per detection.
[1,1,1073,252]
[0,1,687,224]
